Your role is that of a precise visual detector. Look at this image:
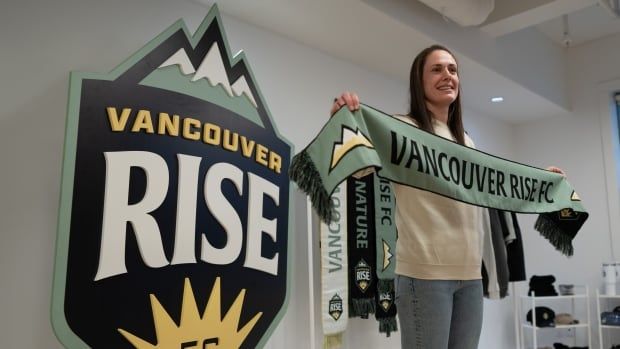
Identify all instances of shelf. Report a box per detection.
[518,285,592,349]
[522,323,589,330]
[597,289,620,348]
[597,294,620,299]
[520,294,587,300]
[600,325,620,329]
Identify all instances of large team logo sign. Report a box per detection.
[51,5,292,348]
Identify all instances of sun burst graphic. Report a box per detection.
[118,277,262,349]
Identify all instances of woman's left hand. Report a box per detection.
[546,166,566,177]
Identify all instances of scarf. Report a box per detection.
[371,174,397,334]
[320,183,348,348]
[347,176,376,317]
[372,175,397,290]
[375,285,397,336]
[290,105,588,256]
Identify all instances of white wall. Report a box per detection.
[0,0,518,348]
[513,32,620,349]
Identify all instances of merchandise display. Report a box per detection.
[601,311,620,326]
[319,175,398,344]
[347,176,377,318]
[555,313,579,325]
[529,275,559,297]
[602,262,618,296]
[559,284,575,295]
[595,288,620,348]
[519,285,591,348]
[481,208,527,300]
[320,182,348,348]
[553,343,589,349]
[527,306,556,327]
[290,105,589,256]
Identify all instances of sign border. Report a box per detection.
[50,5,295,348]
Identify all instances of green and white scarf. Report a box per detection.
[371,175,397,335]
[291,105,588,256]
[320,182,348,349]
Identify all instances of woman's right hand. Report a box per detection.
[330,91,360,116]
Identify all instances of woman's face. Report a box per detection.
[422,49,459,109]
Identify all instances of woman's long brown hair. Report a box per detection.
[408,45,465,145]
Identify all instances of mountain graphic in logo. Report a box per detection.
[330,126,374,170]
[52,5,292,349]
[141,43,262,126]
[382,239,393,271]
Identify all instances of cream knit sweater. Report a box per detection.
[393,115,482,280]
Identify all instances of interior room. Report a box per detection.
[2,0,620,348]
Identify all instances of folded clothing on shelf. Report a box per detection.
[602,311,620,326]
[529,275,559,296]
[555,313,579,325]
[527,306,555,327]
[558,284,575,295]
[553,343,588,349]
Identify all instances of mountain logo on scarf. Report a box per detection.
[328,294,344,321]
[382,240,393,271]
[330,126,374,170]
[355,259,373,292]
[378,291,393,312]
[51,5,293,349]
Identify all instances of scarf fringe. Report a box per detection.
[378,317,398,337]
[350,298,376,318]
[290,151,333,222]
[534,214,574,256]
[323,333,343,349]
[377,279,393,294]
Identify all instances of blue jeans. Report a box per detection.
[394,275,483,349]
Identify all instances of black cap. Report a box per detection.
[526,306,555,327]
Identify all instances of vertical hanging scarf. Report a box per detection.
[372,174,398,334]
[347,176,377,317]
[373,175,397,291]
[290,105,588,256]
[320,183,348,348]
[374,285,397,336]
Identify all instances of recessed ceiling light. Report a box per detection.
[491,97,504,103]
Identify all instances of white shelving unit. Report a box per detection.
[518,286,591,349]
[596,289,620,349]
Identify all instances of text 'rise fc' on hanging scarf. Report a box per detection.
[289,104,588,256]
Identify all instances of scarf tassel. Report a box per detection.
[378,317,398,337]
[323,333,343,349]
[290,151,333,222]
[350,298,376,318]
[534,214,574,257]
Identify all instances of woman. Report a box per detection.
[331,45,564,349]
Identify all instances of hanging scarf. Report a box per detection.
[372,175,397,290]
[371,174,397,334]
[320,183,348,348]
[290,105,588,256]
[374,284,397,336]
[347,176,376,317]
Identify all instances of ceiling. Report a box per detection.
[537,2,620,47]
[196,0,620,124]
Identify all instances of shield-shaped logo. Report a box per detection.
[378,291,393,312]
[328,294,344,321]
[355,259,372,293]
[51,5,292,349]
